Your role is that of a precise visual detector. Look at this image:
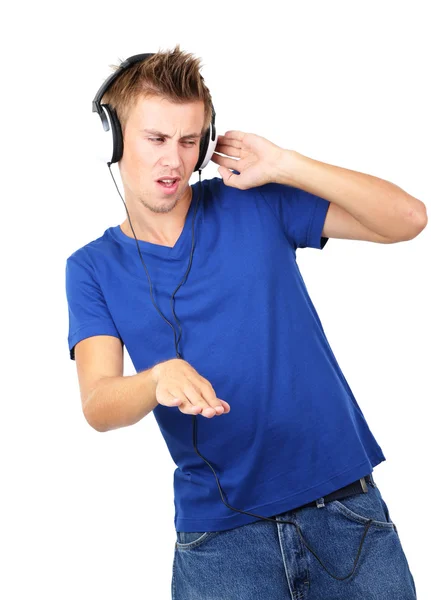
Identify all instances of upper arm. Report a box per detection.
[66,253,124,361]
[257,183,331,250]
[321,201,396,243]
[74,335,124,410]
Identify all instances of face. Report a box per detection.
[119,95,205,214]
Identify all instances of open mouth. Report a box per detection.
[156,178,180,194]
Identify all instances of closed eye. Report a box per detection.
[149,137,197,146]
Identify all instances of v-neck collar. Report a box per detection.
[109,183,200,261]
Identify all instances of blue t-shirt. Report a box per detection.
[65,175,386,532]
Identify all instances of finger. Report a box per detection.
[165,391,230,415]
[215,143,241,158]
[216,135,242,150]
[181,382,219,418]
[223,129,247,146]
[217,166,242,188]
[176,394,203,415]
[197,379,226,412]
[157,389,199,413]
[211,153,240,170]
[187,376,229,416]
[223,130,245,142]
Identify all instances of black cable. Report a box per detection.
[107,163,375,582]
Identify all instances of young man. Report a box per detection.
[66,45,425,598]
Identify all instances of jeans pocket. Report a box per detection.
[175,531,219,550]
[328,484,396,530]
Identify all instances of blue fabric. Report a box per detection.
[65,176,386,533]
[173,478,416,599]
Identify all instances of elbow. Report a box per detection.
[408,202,428,240]
[405,217,428,241]
[394,207,428,242]
[82,399,108,433]
[87,419,108,433]
[417,205,428,235]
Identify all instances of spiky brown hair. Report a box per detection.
[101,44,213,136]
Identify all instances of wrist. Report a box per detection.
[150,358,175,384]
[151,363,161,385]
[274,149,302,186]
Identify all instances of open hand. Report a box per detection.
[210,130,285,190]
[152,358,231,418]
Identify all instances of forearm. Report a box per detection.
[275,150,427,240]
[83,368,159,432]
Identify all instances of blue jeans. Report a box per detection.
[172,474,416,599]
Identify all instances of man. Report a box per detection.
[66,45,425,598]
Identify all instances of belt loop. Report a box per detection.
[360,477,368,493]
[316,497,325,508]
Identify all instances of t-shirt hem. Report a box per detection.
[68,323,123,360]
[174,452,386,532]
[307,196,330,249]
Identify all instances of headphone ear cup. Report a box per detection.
[194,102,217,172]
[194,122,218,172]
[103,105,123,164]
[194,128,209,172]
[194,123,218,172]
[94,105,114,164]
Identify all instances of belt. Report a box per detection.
[298,473,374,510]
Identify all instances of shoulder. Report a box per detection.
[66,227,115,267]
[199,174,264,205]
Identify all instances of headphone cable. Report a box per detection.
[107,163,375,582]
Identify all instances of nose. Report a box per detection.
[161,142,182,170]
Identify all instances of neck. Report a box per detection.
[120,185,193,245]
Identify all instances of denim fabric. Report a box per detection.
[172,475,416,599]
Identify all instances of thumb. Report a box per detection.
[218,166,239,187]
[217,166,226,180]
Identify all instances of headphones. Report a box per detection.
[92,52,218,170]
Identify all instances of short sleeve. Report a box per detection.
[257,182,330,250]
[65,252,123,361]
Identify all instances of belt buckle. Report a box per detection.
[360,476,368,493]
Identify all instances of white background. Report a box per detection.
[2,0,429,598]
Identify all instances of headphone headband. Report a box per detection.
[92,53,155,119]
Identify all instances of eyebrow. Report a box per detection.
[141,128,202,139]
